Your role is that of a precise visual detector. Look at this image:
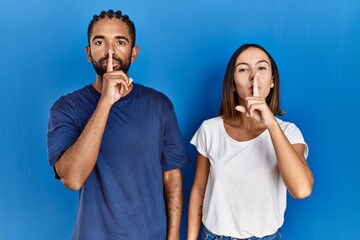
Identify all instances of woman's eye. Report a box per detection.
[238,68,248,72]
[258,66,267,71]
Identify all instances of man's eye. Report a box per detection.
[117,41,125,45]
[94,41,103,45]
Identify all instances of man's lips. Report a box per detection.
[104,60,119,68]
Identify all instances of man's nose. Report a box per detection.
[106,42,116,55]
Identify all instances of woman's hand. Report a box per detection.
[235,75,277,128]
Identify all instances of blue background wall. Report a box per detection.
[1,0,359,239]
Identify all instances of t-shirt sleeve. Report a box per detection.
[190,121,208,158]
[283,122,309,159]
[160,97,190,171]
[47,97,81,170]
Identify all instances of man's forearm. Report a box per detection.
[163,168,183,240]
[56,100,112,190]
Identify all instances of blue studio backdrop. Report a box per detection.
[1,0,359,239]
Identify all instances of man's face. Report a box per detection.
[86,18,137,76]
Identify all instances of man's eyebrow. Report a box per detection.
[115,35,130,43]
[92,35,105,42]
[91,35,130,43]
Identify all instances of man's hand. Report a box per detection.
[101,50,132,105]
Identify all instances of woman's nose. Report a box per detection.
[250,71,256,81]
[250,71,259,81]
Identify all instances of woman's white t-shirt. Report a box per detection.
[190,117,308,238]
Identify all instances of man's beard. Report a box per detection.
[92,55,131,77]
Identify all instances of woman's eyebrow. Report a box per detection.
[235,60,270,68]
[256,60,270,66]
[235,62,249,68]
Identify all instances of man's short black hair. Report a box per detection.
[87,10,136,47]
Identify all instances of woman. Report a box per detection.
[187,44,314,240]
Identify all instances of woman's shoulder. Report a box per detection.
[276,117,302,134]
[201,116,222,127]
[276,117,295,127]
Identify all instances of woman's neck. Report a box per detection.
[223,115,266,141]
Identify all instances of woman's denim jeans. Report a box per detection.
[200,225,281,240]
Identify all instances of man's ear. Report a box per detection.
[85,45,92,62]
[131,46,140,63]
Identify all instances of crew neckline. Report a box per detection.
[89,83,137,102]
[218,116,268,144]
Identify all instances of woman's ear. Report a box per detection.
[271,76,275,88]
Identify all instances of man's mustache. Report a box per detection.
[99,56,124,66]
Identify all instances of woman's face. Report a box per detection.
[233,47,274,101]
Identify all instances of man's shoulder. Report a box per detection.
[135,83,165,95]
[134,83,171,102]
[62,84,94,99]
[51,85,95,110]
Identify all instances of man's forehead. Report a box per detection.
[92,18,130,35]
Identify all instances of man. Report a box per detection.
[47,10,190,239]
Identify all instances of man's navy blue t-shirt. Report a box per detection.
[47,84,190,239]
